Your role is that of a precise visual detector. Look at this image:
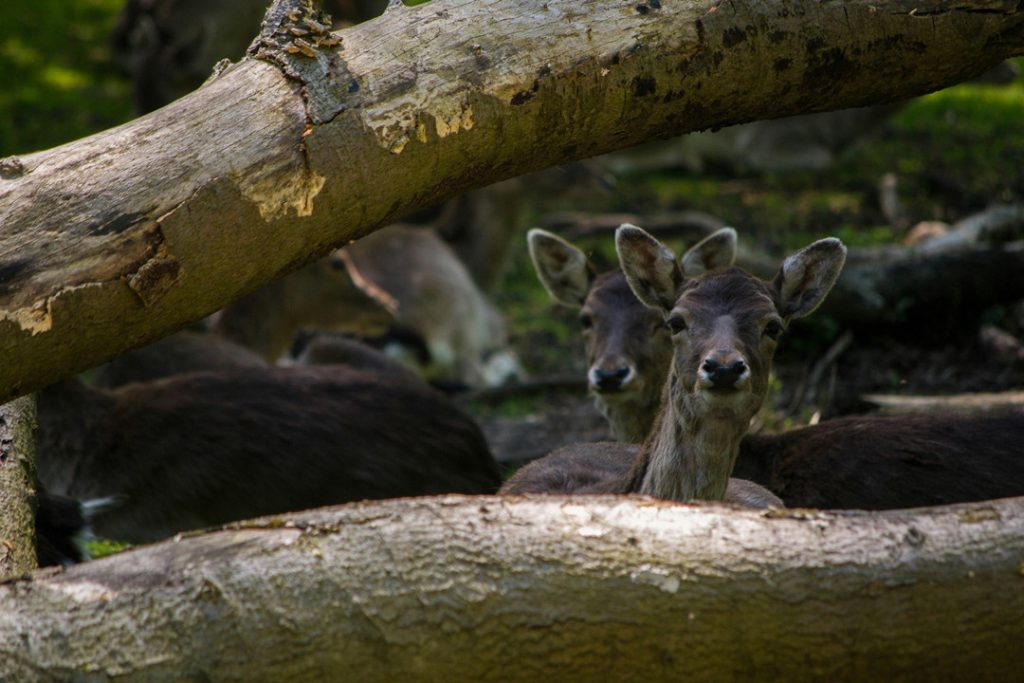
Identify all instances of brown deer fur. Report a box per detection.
[212,252,394,362]
[503,226,847,508]
[734,411,1024,509]
[213,225,519,388]
[36,366,500,543]
[528,229,1024,510]
[91,330,267,388]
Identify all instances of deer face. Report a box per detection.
[579,271,670,401]
[661,268,783,420]
[527,228,734,408]
[617,224,846,424]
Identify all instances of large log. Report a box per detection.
[0,396,37,578]
[1,494,1022,681]
[0,0,1021,400]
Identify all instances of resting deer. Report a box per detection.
[92,225,518,390]
[37,365,500,544]
[527,228,1024,510]
[86,256,392,387]
[212,248,394,363]
[215,225,520,388]
[502,225,847,508]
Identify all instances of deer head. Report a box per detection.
[616,224,846,428]
[527,227,738,441]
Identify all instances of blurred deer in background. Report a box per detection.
[335,225,521,389]
[503,225,847,508]
[97,224,519,390]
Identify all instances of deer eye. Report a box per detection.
[579,313,594,330]
[665,315,687,335]
[763,320,784,341]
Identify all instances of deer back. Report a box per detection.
[37,366,499,543]
[734,411,1024,509]
[91,331,267,388]
[500,441,781,508]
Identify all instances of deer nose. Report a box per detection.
[591,366,634,392]
[700,357,749,391]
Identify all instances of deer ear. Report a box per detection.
[773,238,847,319]
[615,224,684,312]
[681,227,737,276]
[527,229,595,307]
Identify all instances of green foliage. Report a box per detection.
[0,0,133,156]
[85,536,131,559]
[613,59,1024,254]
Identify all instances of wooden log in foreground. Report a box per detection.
[1,494,1022,682]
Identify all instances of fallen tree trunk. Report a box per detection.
[864,390,1024,415]
[0,396,37,578]
[0,0,1021,400]
[1,494,1022,682]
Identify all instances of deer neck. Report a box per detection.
[634,393,747,502]
[598,395,657,444]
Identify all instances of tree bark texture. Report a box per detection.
[0,0,1021,400]
[864,390,1024,414]
[0,396,38,579]
[1,494,1022,682]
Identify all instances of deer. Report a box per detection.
[36,364,501,545]
[526,228,1024,510]
[527,226,737,442]
[89,225,519,390]
[501,225,847,508]
[213,224,520,389]
[292,332,422,382]
[85,252,393,388]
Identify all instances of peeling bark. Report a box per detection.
[0,0,1022,399]
[1,495,1023,681]
[0,396,38,579]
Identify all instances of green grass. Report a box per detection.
[86,537,132,559]
[610,59,1024,254]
